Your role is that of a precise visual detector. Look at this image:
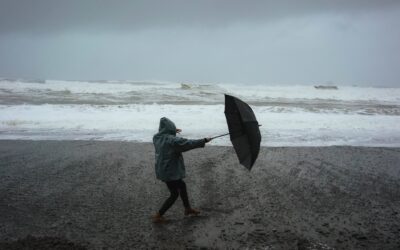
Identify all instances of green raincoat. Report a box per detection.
[153,117,206,182]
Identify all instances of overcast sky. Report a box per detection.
[0,0,399,86]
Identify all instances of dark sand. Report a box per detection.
[0,140,399,249]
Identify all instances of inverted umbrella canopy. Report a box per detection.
[224,94,261,170]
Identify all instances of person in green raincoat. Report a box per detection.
[152,117,211,222]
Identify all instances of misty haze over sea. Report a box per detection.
[1,1,400,86]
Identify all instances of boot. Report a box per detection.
[184,208,200,216]
[152,212,166,223]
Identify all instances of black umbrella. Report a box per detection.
[212,94,261,170]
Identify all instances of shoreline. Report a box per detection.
[1,140,399,249]
[2,139,400,148]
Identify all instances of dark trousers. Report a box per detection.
[159,179,191,215]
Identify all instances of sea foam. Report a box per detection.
[1,79,400,146]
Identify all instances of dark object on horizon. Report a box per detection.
[212,94,261,170]
[314,85,338,90]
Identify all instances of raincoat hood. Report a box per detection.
[157,117,176,136]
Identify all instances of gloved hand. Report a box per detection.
[204,137,212,143]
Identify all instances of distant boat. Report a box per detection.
[314,85,338,90]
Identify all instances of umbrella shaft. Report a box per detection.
[211,133,230,140]
[211,124,261,140]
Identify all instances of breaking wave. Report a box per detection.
[1,78,400,146]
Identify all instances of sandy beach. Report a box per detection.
[0,140,399,249]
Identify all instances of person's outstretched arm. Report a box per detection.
[172,137,211,153]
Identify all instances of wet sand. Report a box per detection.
[0,140,399,249]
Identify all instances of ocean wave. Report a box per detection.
[1,80,400,116]
[1,79,399,146]
[1,104,400,146]
[1,80,399,101]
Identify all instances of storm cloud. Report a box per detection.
[1,0,400,86]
